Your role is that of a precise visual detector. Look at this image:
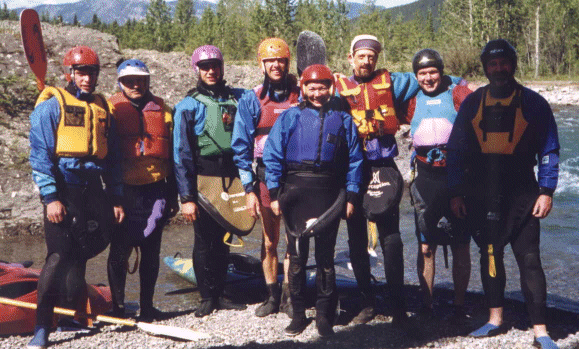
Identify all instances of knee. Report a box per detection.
[263,236,279,254]
[520,252,542,271]
[45,252,62,268]
[381,233,403,249]
[421,244,435,259]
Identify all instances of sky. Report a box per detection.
[4,0,418,10]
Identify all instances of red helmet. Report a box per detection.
[63,46,100,82]
[299,64,334,95]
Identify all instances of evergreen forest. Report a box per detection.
[2,0,579,78]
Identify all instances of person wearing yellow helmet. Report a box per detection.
[231,37,299,318]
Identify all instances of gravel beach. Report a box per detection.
[2,279,579,349]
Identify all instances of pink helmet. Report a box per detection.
[191,45,224,72]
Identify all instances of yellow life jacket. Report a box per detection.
[336,69,398,138]
[472,86,527,154]
[36,86,111,159]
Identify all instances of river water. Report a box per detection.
[1,105,578,315]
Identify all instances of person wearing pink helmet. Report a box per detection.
[173,45,247,317]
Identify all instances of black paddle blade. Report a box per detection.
[297,30,326,77]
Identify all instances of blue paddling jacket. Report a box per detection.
[263,97,363,202]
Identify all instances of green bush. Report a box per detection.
[0,74,38,117]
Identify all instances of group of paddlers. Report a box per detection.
[25,33,560,349]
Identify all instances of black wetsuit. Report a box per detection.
[447,82,560,325]
[347,158,405,314]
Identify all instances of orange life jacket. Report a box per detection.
[109,92,170,159]
[336,69,398,138]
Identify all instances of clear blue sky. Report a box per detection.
[5,0,418,10]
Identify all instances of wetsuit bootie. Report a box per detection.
[418,304,435,321]
[351,292,376,325]
[27,326,49,349]
[533,336,559,349]
[284,313,310,336]
[447,305,469,324]
[217,296,247,311]
[139,306,166,322]
[195,298,216,318]
[316,315,335,337]
[255,283,280,317]
[393,310,423,339]
[469,323,503,337]
[110,304,126,319]
[279,282,293,319]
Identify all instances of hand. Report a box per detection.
[46,200,66,224]
[113,206,125,224]
[345,202,355,219]
[450,196,467,219]
[181,202,198,222]
[246,192,261,218]
[270,200,281,216]
[532,194,553,218]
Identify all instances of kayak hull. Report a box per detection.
[0,263,112,335]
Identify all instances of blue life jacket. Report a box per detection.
[286,106,347,173]
[410,86,458,148]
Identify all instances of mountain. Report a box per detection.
[21,0,216,25]
[387,0,444,23]
[14,0,401,25]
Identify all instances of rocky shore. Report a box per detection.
[2,291,579,349]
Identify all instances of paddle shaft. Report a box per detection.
[0,297,136,327]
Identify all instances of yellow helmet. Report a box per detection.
[257,38,290,69]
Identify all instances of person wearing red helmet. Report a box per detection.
[231,38,299,318]
[106,59,179,321]
[173,45,247,317]
[27,46,124,349]
[263,64,363,336]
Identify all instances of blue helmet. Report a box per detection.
[117,59,150,78]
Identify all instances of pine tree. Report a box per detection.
[146,0,174,52]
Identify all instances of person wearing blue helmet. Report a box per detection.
[106,59,179,321]
[447,39,560,349]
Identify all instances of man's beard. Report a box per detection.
[489,71,512,85]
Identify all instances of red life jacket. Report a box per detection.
[252,85,300,158]
[109,92,170,159]
[336,69,398,138]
